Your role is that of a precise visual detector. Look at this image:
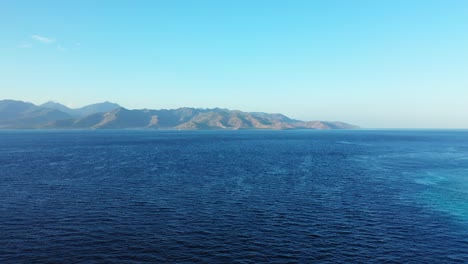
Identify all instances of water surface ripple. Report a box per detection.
[1,130,468,263]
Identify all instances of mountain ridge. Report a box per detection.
[0,100,359,130]
[40,101,121,117]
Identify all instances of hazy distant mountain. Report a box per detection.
[40,101,73,115]
[0,99,358,129]
[0,100,72,128]
[41,101,121,117]
[0,100,38,121]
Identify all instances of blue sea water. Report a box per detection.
[1,130,468,263]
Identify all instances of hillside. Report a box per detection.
[0,100,359,130]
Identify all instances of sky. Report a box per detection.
[1,0,467,128]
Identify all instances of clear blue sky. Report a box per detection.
[1,0,467,128]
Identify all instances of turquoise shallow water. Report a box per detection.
[0,129,468,263]
[353,131,468,223]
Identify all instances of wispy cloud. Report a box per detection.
[32,34,55,44]
[18,42,32,48]
[23,34,73,52]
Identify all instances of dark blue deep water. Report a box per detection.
[1,130,468,263]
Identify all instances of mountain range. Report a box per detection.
[0,99,358,130]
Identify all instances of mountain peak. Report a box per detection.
[41,101,71,111]
[76,102,121,117]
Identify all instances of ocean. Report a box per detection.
[1,130,468,263]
